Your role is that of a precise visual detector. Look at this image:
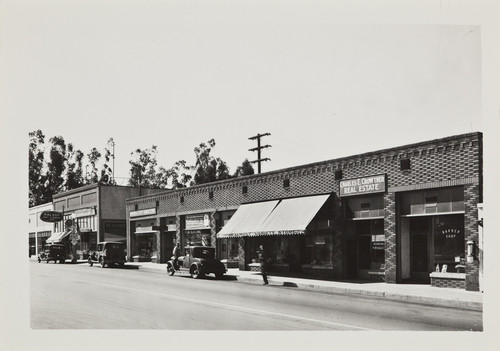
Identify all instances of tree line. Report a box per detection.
[29,130,254,207]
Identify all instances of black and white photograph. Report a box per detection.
[1,0,499,350]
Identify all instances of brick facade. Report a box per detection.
[126,132,482,290]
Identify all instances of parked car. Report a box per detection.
[88,241,126,268]
[166,245,226,279]
[38,243,66,264]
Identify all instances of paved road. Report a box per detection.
[30,261,482,330]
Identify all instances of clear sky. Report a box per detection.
[1,1,486,185]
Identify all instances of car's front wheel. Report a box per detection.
[100,260,106,268]
[215,272,224,280]
[166,262,175,276]
[190,265,203,279]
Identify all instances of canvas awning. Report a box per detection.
[217,194,330,238]
[254,194,330,236]
[216,200,280,238]
[46,229,71,244]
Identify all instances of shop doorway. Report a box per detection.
[345,240,357,279]
[409,217,431,283]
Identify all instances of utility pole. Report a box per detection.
[108,138,115,183]
[248,133,271,173]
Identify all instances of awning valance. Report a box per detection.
[217,194,330,238]
[216,200,280,238]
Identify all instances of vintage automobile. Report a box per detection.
[166,245,226,279]
[88,241,126,268]
[38,243,66,264]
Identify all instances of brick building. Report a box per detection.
[126,132,482,291]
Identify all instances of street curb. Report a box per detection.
[133,264,483,312]
[235,275,483,312]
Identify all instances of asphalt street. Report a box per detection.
[30,261,483,330]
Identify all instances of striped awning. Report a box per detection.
[46,229,71,244]
[216,200,279,238]
[217,194,330,238]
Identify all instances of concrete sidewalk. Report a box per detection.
[128,261,483,311]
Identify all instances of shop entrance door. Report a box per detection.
[409,217,431,283]
[345,240,357,279]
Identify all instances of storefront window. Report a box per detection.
[433,215,464,272]
[135,234,157,258]
[305,231,333,266]
[184,230,211,247]
[220,238,239,261]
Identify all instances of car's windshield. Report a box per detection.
[192,247,215,258]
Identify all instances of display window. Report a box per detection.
[305,230,333,266]
[220,238,239,261]
[433,214,465,272]
[134,234,157,258]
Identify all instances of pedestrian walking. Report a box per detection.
[256,245,268,285]
[172,242,181,267]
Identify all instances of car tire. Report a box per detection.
[100,260,106,268]
[89,261,93,267]
[190,265,203,279]
[59,259,65,264]
[38,258,41,263]
[167,262,175,276]
[215,272,224,280]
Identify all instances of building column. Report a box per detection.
[464,183,480,291]
[175,215,182,247]
[238,237,246,270]
[384,192,397,284]
[210,211,218,248]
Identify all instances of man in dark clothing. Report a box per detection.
[256,245,268,285]
[172,242,181,268]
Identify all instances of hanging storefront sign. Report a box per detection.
[339,174,386,197]
[185,214,210,230]
[130,208,157,218]
[40,211,64,223]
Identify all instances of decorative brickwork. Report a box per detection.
[431,277,466,289]
[384,192,397,283]
[238,237,246,270]
[175,215,181,245]
[464,183,480,291]
[210,211,217,248]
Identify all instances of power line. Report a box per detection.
[248,133,271,173]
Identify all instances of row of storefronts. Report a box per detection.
[29,132,483,291]
[125,132,483,291]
